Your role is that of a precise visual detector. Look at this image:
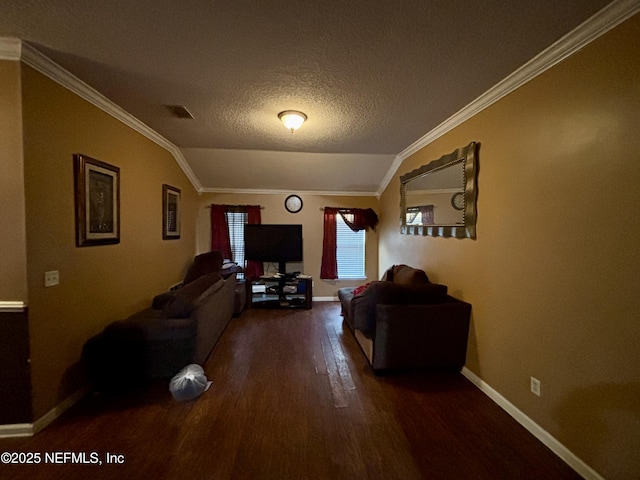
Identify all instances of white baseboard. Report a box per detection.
[0,423,33,438]
[0,386,89,438]
[0,301,27,312]
[312,296,338,302]
[461,367,604,480]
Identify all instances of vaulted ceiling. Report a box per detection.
[0,0,617,194]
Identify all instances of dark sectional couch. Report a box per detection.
[83,252,237,390]
[338,264,471,373]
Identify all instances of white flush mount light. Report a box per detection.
[278,110,307,133]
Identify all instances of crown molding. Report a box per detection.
[6,0,637,198]
[0,37,21,60]
[377,154,404,196]
[201,187,378,197]
[377,0,640,196]
[6,40,202,192]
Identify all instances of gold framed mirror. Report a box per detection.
[400,142,478,239]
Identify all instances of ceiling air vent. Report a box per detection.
[166,105,194,119]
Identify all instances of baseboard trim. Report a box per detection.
[0,386,89,439]
[312,296,338,302]
[0,301,27,312]
[0,423,33,438]
[461,367,604,480]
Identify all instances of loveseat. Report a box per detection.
[338,264,471,373]
[83,252,236,390]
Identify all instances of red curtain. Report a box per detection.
[210,204,232,259]
[320,207,339,279]
[244,205,264,279]
[419,205,434,225]
[338,208,379,232]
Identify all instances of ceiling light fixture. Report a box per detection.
[278,110,307,133]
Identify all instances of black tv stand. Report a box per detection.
[278,261,287,276]
[248,275,312,309]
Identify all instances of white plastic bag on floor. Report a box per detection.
[169,364,212,401]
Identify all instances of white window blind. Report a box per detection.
[226,211,247,269]
[406,207,423,225]
[336,214,365,279]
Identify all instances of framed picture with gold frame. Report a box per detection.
[162,184,181,240]
[74,154,120,247]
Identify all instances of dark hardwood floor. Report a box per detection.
[0,302,581,480]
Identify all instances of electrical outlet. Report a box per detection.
[44,270,60,287]
[530,376,541,396]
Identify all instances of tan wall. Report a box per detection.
[0,61,27,301]
[22,66,199,419]
[196,192,379,298]
[378,16,640,479]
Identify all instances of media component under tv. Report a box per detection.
[244,224,303,274]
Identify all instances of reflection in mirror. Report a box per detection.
[400,142,478,239]
[405,161,465,225]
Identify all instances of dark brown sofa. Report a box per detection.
[83,252,236,390]
[338,264,471,373]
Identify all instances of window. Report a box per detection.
[210,204,263,278]
[226,211,247,277]
[406,205,434,225]
[320,207,375,280]
[336,214,365,279]
[406,207,423,225]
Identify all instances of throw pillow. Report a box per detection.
[183,251,223,285]
[352,283,371,297]
[380,266,395,282]
[392,265,430,286]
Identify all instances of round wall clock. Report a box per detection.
[451,192,465,211]
[285,195,303,213]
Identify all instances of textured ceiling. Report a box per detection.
[0,0,615,194]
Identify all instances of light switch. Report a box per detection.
[44,270,60,287]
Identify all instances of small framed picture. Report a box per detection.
[74,154,120,247]
[162,184,181,240]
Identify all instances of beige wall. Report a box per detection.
[0,61,27,301]
[378,15,640,479]
[22,66,199,419]
[196,192,379,298]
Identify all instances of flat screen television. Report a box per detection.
[244,224,303,274]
